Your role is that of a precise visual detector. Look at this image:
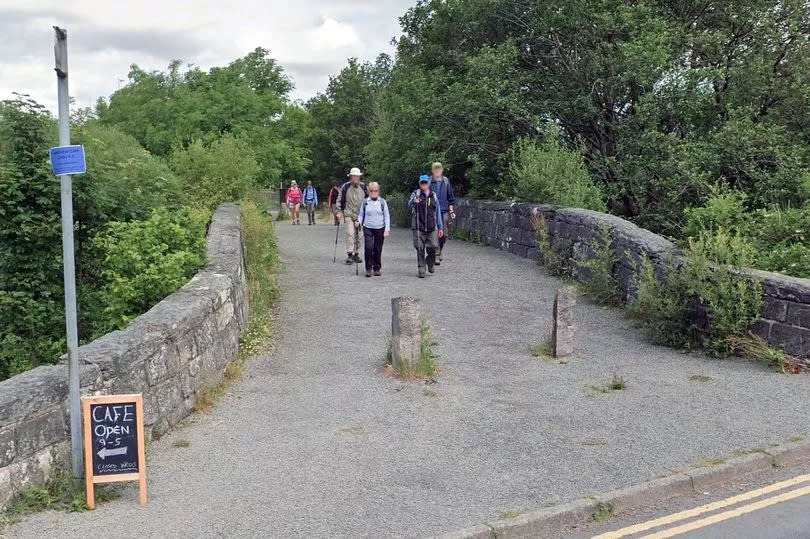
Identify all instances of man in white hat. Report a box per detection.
[335,167,368,265]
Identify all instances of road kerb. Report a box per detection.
[765,440,810,468]
[430,440,810,538]
[685,453,774,492]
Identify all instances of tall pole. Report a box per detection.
[54,26,83,479]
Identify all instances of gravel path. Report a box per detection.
[8,220,809,538]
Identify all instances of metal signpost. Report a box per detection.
[53,26,83,478]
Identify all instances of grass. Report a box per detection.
[193,196,279,414]
[1,468,123,529]
[336,426,365,436]
[498,508,529,520]
[586,375,627,395]
[172,439,191,448]
[423,388,439,397]
[529,337,554,358]
[726,332,802,373]
[387,317,440,380]
[689,374,713,383]
[788,435,805,443]
[591,503,615,522]
[692,456,726,468]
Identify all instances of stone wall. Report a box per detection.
[0,203,248,510]
[454,198,810,359]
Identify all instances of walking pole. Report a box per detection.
[333,219,340,263]
[354,222,360,276]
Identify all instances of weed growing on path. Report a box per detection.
[788,435,805,443]
[173,439,191,448]
[386,318,440,380]
[591,503,615,522]
[498,508,529,520]
[1,468,123,528]
[529,337,553,358]
[726,333,802,373]
[586,375,627,395]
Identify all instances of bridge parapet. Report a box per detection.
[0,203,248,509]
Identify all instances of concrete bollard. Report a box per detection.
[391,297,424,373]
[552,286,576,358]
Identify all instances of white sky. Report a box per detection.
[0,0,413,112]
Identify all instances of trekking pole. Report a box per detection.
[354,222,360,276]
[333,219,340,263]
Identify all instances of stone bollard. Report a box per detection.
[552,286,576,358]
[391,297,424,373]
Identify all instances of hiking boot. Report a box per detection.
[434,260,441,266]
[365,270,372,278]
[354,253,363,264]
[418,268,426,278]
[345,253,353,265]
[428,265,435,273]
[373,269,381,276]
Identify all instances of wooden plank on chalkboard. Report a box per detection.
[82,394,147,509]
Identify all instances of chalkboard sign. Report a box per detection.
[82,394,147,508]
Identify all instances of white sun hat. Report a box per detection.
[347,167,364,177]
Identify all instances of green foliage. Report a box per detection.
[92,208,207,332]
[629,230,763,356]
[306,55,391,190]
[98,49,309,186]
[753,208,810,278]
[531,214,567,276]
[499,134,605,211]
[727,333,802,373]
[575,225,622,305]
[172,135,260,210]
[628,257,695,349]
[683,188,751,239]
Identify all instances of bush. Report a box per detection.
[753,207,810,278]
[629,229,763,357]
[683,188,751,239]
[499,130,606,211]
[91,208,207,332]
[574,224,622,305]
[172,134,260,210]
[628,256,695,349]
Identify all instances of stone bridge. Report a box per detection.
[3,200,809,538]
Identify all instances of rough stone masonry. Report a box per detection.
[390,297,425,374]
[453,198,810,363]
[0,203,248,511]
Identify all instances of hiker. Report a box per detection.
[327,181,340,225]
[356,182,391,277]
[335,167,368,264]
[285,180,303,225]
[408,175,444,278]
[303,180,319,225]
[429,161,456,264]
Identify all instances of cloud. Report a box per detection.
[0,0,414,112]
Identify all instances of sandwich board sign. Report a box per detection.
[49,144,86,176]
[82,394,147,508]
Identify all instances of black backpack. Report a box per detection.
[339,181,368,211]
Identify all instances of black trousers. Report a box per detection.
[363,227,385,271]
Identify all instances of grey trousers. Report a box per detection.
[413,229,439,269]
[306,202,316,224]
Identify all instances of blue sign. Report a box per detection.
[50,145,86,176]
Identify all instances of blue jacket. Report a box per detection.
[430,175,456,213]
[303,186,318,204]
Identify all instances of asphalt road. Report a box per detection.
[7,220,809,538]
[567,464,810,538]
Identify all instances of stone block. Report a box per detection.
[552,287,576,358]
[391,297,425,373]
[769,323,803,356]
[762,299,789,322]
[786,303,810,328]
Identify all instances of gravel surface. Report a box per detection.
[8,220,809,539]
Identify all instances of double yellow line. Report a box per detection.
[593,473,810,538]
